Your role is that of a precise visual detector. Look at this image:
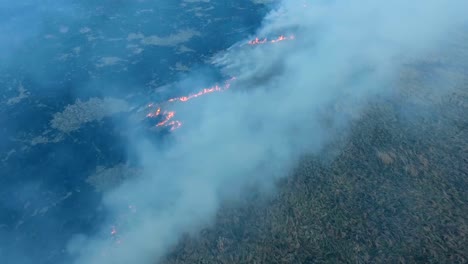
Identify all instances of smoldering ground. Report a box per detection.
[67,1,468,264]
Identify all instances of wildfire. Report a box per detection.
[248,35,295,46]
[143,35,292,132]
[99,204,140,258]
[146,107,161,117]
[168,85,223,102]
[248,37,267,45]
[145,77,236,131]
[168,76,236,103]
[156,111,175,127]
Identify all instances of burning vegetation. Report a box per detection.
[143,34,295,132]
[247,35,295,46]
[145,77,236,131]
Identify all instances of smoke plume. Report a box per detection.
[64,1,468,263]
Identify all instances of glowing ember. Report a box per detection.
[248,37,267,45]
[247,35,295,45]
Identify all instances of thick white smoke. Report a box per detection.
[71,1,468,263]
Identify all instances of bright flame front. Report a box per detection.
[145,77,236,131]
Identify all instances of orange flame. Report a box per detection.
[168,85,223,102]
[146,107,161,117]
[248,37,268,45]
[144,77,236,132]
[248,35,295,45]
[168,77,236,103]
[156,111,175,127]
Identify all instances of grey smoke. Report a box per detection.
[71,1,468,264]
